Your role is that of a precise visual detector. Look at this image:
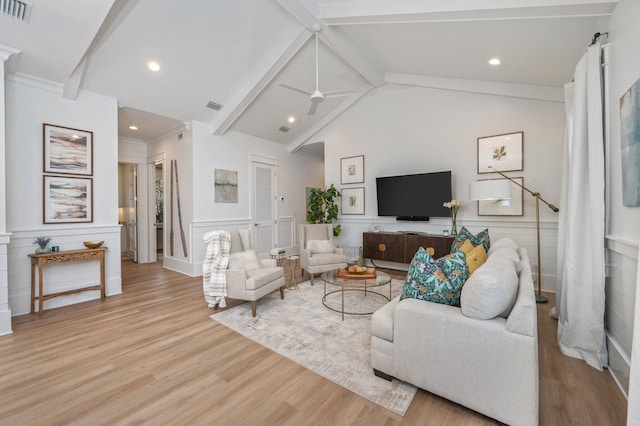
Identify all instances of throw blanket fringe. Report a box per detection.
[203,231,231,308]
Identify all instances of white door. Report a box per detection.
[251,160,277,255]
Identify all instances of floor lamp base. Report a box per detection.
[536,293,548,304]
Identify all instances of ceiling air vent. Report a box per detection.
[206,101,223,111]
[278,126,290,133]
[0,0,32,22]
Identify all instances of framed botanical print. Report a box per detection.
[43,175,93,224]
[43,123,93,176]
[477,131,523,174]
[340,155,364,184]
[341,187,364,215]
[478,177,524,216]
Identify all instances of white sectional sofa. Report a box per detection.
[371,239,539,426]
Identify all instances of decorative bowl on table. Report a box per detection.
[345,264,368,274]
[83,241,104,249]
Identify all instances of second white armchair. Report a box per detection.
[298,224,348,285]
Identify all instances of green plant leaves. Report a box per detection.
[306,184,342,236]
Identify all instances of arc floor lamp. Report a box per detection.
[470,166,559,303]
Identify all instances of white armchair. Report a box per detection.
[226,229,285,317]
[298,224,348,285]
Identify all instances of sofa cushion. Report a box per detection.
[460,257,519,319]
[400,247,469,306]
[228,249,262,271]
[487,237,519,256]
[307,239,336,254]
[451,227,490,253]
[489,246,523,273]
[246,266,283,290]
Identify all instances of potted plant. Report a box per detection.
[33,236,52,254]
[306,184,342,237]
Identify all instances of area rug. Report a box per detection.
[210,279,417,415]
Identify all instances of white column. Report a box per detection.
[0,45,20,335]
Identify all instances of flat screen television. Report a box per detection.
[376,171,452,220]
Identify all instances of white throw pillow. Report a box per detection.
[487,237,519,256]
[306,239,335,254]
[460,260,519,320]
[228,249,262,271]
[488,246,523,273]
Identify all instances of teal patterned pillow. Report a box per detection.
[400,247,469,306]
[451,227,490,253]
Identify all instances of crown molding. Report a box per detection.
[7,72,63,94]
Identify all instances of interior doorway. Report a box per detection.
[251,156,278,255]
[154,160,164,259]
[118,163,138,262]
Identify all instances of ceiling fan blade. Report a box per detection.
[308,101,319,116]
[278,83,312,96]
[324,89,360,98]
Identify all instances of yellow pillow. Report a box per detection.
[466,244,488,275]
[459,239,474,254]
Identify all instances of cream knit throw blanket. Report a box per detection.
[203,230,231,308]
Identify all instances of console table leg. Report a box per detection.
[30,262,35,314]
[38,259,44,316]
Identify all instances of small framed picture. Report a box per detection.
[341,187,365,215]
[43,123,93,176]
[43,175,93,224]
[340,155,364,184]
[477,131,523,174]
[478,177,524,216]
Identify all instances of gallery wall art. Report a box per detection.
[43,123,93,176]
[620,79,640,207]
[43,175,93,224]
[214,169,238,203]
[477,132,523,174]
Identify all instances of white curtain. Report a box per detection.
[555,43,608,370]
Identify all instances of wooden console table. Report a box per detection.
[363,232,454,264]
[28,247,107,316]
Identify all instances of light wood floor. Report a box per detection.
[0,259,627,425]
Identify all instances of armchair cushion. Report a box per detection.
[305,252,348,266]
[307,239,336,254]
[228,249,262,271]
[246,267,284,290]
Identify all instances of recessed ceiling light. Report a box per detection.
[288,116,296,124]
[129,125,138,130]
[148,61,160,72]
[489,58,501,66]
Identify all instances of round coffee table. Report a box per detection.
[320,269,391,320]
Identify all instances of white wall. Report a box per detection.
[146,127,193,273]
[5,75,121,316]
[188,123,324,275]
[315,83,565,287]
[603,0,640,396]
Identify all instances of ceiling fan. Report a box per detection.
[279,31,359,115]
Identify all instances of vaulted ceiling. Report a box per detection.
[0,0,617,155]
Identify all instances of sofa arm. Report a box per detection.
[299,249,312,269]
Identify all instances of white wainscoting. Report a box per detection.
[605,234,639,397]
[336,216,559,292]
[7,226,122,316]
